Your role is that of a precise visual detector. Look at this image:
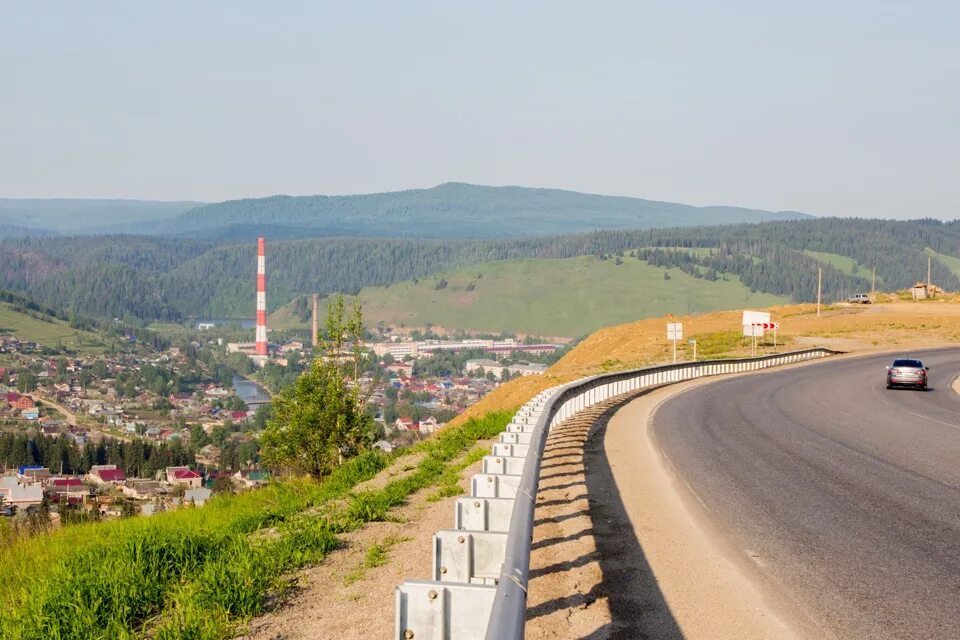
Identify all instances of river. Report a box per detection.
[233,374,271,409]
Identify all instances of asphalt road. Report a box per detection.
[651,349,960,640]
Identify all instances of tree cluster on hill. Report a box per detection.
[0,432,195,479]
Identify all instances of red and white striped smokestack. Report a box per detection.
[255,236,267,356]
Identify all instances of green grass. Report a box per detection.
[0,410,514,640]
[0,303,106,352]
[925,248,960,279]
[803,250,874,280]
[272,256,787,337]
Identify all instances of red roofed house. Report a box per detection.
[229,411,249,421]
[5,391,21,405]
[86,465,127,485]
[166,466,202,488]
[394,418,416,432]
[47,478,89,501]
[12,396,34,411]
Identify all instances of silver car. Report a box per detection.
[886,358,929,390]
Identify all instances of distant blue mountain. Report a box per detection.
[0,198,201,235]
[152,182,813,240]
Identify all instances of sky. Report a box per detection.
[1,1,958,219]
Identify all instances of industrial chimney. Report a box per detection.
[255,237,268,356]
[312,293,319,349]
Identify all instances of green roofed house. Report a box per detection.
[233,469,270,489]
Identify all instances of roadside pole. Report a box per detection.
[688,339,697,361]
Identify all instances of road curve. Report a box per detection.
[651,349,960,640]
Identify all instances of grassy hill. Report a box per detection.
[272,255,787,337]
[804,250,874,281]
[154,182,812,241]
[0,302,106,352]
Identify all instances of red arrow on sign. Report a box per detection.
[751,322,779,329]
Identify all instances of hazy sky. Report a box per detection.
[2,1,957,218]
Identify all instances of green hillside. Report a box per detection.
[273,256,788,338]
[804,250,874,280]
[155,182,811,240]
[0,303,106,352]
[926,248,960,280]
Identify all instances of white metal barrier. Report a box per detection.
[395,348,839,640]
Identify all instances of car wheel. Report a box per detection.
[886,383,892,389]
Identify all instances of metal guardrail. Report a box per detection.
[395,348,840,640]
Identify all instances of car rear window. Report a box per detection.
[892,359,922,367]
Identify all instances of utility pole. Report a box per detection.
[871,266,876,302]
[817,267,822,318]
[928,256,932,293]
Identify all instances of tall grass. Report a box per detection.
[0,411,513,640]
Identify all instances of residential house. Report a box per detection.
[47,478,89,503]
[122,479,168,500]
[12,396,35,411]
[394,418,416,432]
[0,477,43,510]
[17,466,51,482]
[233,469,270,489]
[40,425,63,438]
[166,466,202,488]
[418,417,442,435]
[86,465,127,485]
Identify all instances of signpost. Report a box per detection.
[742,311,771,357]
[667,323,683,363]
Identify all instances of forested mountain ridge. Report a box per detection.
[0,199,201,235]
[153,182,813,240]
[1,218,958,324]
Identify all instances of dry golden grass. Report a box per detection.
[445,297,960,428]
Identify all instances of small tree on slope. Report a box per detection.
[260,297,375,478]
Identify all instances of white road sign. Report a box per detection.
[667,323,683,340]
[743,324,764,337]
[742,310,770,325]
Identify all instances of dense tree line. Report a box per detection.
[0,433,195,479]
[2,218,960,323]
